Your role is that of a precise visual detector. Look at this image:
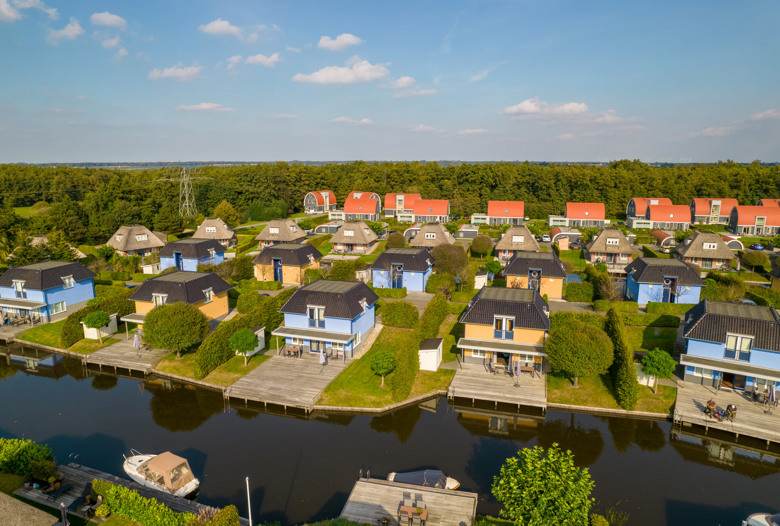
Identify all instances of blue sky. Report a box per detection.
[1,0,779,162]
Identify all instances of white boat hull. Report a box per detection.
[123,454,199,498]
[387,471,461,490]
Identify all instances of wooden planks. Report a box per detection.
[340,478,478,526]
[674,382,780,444]
[86,339,169,373]
[448,363,547,409]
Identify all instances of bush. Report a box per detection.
[29,458,58,482]
[621,313,680,328]
[417,293,449,341]
[641,245,672,258]
[591,514,610,526]
[426,273,456,295]
[370,286,407,298]
[236,292,264,314]
[746,286,780,307]
[131,273,152,282]
[451,289,479,303]
[645,302,694,315]
[563,282,594,302]
[593,300,638,313]
[82,310,110,329]
[0,438,54,476]
[99,270,131,281]
[91,479,194,526]
[381,302,419,328]
[550,312,605,331]
[605,309,639,410]
[238,279,282,290]
[61,292,135,347]
[386,232,406,248]
[208,505,241,526]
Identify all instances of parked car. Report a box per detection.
[541,234,551,242]
[617,221,625,226]
[524,216,530,221]
[750,243,765,250]
[452,214,461,221]
[570,241,583,250]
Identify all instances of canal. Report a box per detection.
[1,353,778,525]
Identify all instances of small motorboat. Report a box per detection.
[743,512,780,526]
[123,450,199,498]
[387,469,460,490]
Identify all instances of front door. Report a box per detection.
[720,373,746,390]
[721,373,734,389]
[607,253,616,263]
[391,264,403,289]
[310,340,322,353]
[174,252,183,270]
[273,258,283,281]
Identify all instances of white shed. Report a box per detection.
[418,338,443,371]
[474,271,488,290]
[236,327,266,359]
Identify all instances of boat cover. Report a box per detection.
[393,470,448,488]
[141,452,195,491]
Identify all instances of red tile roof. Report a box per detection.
[413,199,449,216]
[630,197,672,216]
[565,202,605,220]
[690,198,738,217]
[647,204,690,221]
[757,199,780,207]
[347,191,379,200]
[384,193,421,209]
[344,196,381,215]
[731,206,780,226]
[310,190,336,207]
[487,200,524,218]
[651,230,673,242]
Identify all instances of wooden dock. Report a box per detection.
[85,338,169,374]
[340,478,478,526]
[227,354,347,413]
[673,382,780,446]
[448,363,547,410]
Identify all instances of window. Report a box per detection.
[203,288,213,303]
[291,226,298,232]
[702,243,717,250]
[494,316,514,340]
[115,234,123,241]
[330,342,345,351]
[136,234,147,241]
[471,349,487,358]
[425,232,436,240]
[152,294,167,307]
[354,331,362,347]
[61,276,74,289]
[290,337,303,345]
[344,230,355,237]
[269,227,279,234]
[725,334,752,362]
[585,211,590,216]
[512,235,524,243]
[308,306,325,328]
[205,226,216,233]
[50,301,66,315]
[208,248,216,259]
[606,238,619,246]
[12,280,26,299]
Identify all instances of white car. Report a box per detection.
[541,234,551,242]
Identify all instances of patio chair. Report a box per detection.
[411,515,422,526]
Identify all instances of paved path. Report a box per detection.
[382,291,434,314]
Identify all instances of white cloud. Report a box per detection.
[751,108,780,121]
[457,128,487,135]
[76,95,86,100]
[286,46,301,53]
[46,17,83,45]
[502,97,588,118]
[469,62,508,83]
[246,52,280,68]
[101,36,120,48]
[318,33,363,51]
[293,56,389,84]
[392,76,415,89]
[701,126,730,137]
[2,0,58,22]
[226,55,242,70]
[0,0,21,22]
[394,88,437,99]
[176,102,233,112]
[412,124,437,132]
[331,116,373,126]
[591,110,623,124]
[90,11,126,29]
[265,114,297,120]
[148,63,204,82]
[113,47,127,61]
[199,18,241,39]
[554,133,575,140]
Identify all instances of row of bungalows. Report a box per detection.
[384,193,451,223]
[328,192,382,222]
[106,219,237,258]
[471,201,525,225]
[548,202,610,228]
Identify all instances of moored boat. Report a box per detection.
[743,512,780,526]
[387,469,460,490]
[122,450,200,498]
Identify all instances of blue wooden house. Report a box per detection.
[625,257,704,305]
[680,300,780,392]
[271,279,379,359]
[370,248,433,292]
[158,238,225,272]
[0,261,95,323]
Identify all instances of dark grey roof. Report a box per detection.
[130,271,231,304]
[460,287,550,330]
[420,338,443,350]
[252,243,323,266]
[625,257,704,286]
[279,279,379,320]
[684,300,780,352]
[0,261,95,291]
[158,238,225,259]
[370,247,433,272]
[504,252,567,278]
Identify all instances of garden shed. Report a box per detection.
[418,338,443,371]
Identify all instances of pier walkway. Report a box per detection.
[84,338,168,374]
[448,363,547,410]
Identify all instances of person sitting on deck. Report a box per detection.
[705,398,717,417]
[726,404,737,421]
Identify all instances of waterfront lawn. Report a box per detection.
[475,517,513,526]
[409,369,455,398]
[155,351,198,379]
[439,313,463,363]
[625,326,677,355]
[68,337,119,355]
[0,471,25,493]
[205,354,270,387]
[558,249,588,271]
[547,373,676,414]
[17,320,66,348]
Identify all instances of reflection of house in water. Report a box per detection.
[451,400,544,440]
[671,427,780,479]
[4,346,68,379]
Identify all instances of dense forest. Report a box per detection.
[0,160,778,246]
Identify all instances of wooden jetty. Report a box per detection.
[85,338,169,375]
[15,463,249,525]
[447,363,547,410]
[673,382,780,446]
[340,478,478,526]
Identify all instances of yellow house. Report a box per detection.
[127,271,232,328]
[252,243,323,286]
[503,252,567,300]
[457,287,550,373]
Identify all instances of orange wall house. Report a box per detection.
[505,275,564,300]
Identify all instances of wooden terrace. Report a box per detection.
[448,363,547,410]
[85,338,169,375]
[673,382,780,446]
[340,478,478,526]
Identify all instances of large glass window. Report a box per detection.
[153,294,167,307]
[725,334,752,362]
[493,316,514,340]
[61,276,74,289]
[308,306,325,328]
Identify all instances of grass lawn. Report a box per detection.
[558,249,588,271]
[475,517,513,526]
[547,373,676,414]
[155,351,197,378]
[409,369,455,398]
[439,313,463,363]
[17,320,66,348]
[13,206,44,218]
[625,326,677,355]
[0,471,25,493]
[357,241,387,264]
[736,269,770,282]
[204,354,270,386]
[69,337,119,355]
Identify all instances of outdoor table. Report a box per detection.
[399,505,428,522]
[520,365,535,378]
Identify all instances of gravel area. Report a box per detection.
[0,492,59,526]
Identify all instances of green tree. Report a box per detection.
[82,311,110,343]
[229,328,258,366]
[485,260,502,276]
[470,234,493,259]
[742,250,769,272]
[7,238,46,266]
[44,231,78,261]
[365,221,385,235]
[154,203,183,235]
[94,245,116,262]
[605,309,640,410]
[213,200,241,228]
[297,218,315,231]
[492,444,595,526]
[770,236,780,250]
[431,244,468,277]
[545,321,613,387]
[444,221,459,235]
[143,303,209,359]
[371,350,398,388]
[641,348,677,394]
[386,232,406,248]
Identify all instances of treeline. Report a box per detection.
[1,160,779,245]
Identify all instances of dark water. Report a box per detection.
[1,352,779,525]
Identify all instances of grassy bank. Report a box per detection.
[547,373,676,414]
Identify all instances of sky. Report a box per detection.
[1,0,779,163]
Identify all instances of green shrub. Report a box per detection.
[208,505,241,526]
[93,279,113,286]
[236,292,264,314]
[605,309,639,410]
[426,273,456,295]
[61,292,135,347]
[593,300,638,313]
[416,293,449,341]
[746,287,780,308]
[90,479,194,526]
[382,302,419,328]
[370,286,407,298]
[238,279,282,290]
[131,273,151,282]
[99,270,131,281]
[564,282,594,302]
[590,514,610,526]
[389,342,418,402]
[82,310,110,329]
[491,279,507,287]
[0,438,54,476]
[641,245,672,258]
[621,313,680,328]
[550,312,605,331]
[451,289,479,303]
[29,458,58,482]
[645,302,694,315]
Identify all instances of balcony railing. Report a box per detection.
[494,329,514,340]
[309,319,325,328]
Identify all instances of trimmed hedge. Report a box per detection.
[99,270,131,281]
[131,273,152,282]
[621,313,680,328]
[61,290,135,347]
[425,273,456,295]
[0,438,54,476]
[563,282,594,302]
[236,239,259,255]
[605,309,639,410]
[370,286,407,298]
[451,289,479,303]
[381,301,419,328]
[746,287,780,308]
[236,292,265,314]
[593,300,638,313]
[238,279,282,290]
[208,505,241,526]
[645,302,694,315]
[641,245,672,259]
[416,292,449,341]
[550,312,606,331]
[91,479,193,526]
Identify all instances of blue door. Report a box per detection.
[391,264,403,289]
[273,259,283,281]
[174,252,182,271]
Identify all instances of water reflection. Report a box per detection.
[369,405,422,443]
[91,375,118,390]
[537,413,604,467]
[145,381,225,432]
[605,417,667,452]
